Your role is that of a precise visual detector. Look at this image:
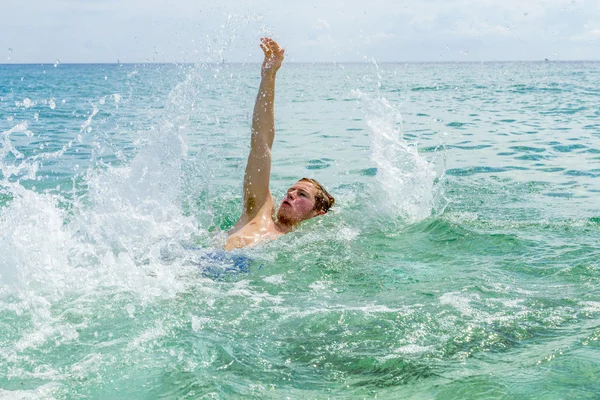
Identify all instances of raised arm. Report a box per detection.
[242,38,285,216]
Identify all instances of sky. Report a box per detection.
[2,0,600,63]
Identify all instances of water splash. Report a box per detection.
[353,89,438,224]
[0,122,36,183]
[0,69,205,292]
[70,78,200,267]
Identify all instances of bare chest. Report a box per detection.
[225,213,281,251]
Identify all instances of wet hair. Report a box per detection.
[299,178,335,213]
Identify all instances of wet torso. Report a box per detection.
[225,197,283,251]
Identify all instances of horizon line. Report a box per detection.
[2,59,600,66]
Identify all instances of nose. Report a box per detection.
[287,190,296,200]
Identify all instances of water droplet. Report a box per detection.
[126,304,135,317]
[54,59,61,67]
[7,116,13,121]
[49,98,56,109]
[34,112,39,121]
[8,48,12,53]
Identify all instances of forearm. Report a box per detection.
[251,73,276,149]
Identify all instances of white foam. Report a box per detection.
[580,301,600,312]
[309,280,330,292]
[263,274,285,285]
[439,291,479,316]
[0,383,61,400]
[127,322,167,351]
[191,315,212,332]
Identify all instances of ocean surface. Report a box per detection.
[1,61,599,399]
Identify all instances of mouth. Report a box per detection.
[282,200,291,207]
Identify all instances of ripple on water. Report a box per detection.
[515,154,548,161]
[446,166,527,176]
[509,146,546,153]
[450,144,493,150]
[305,158,332,170]
[553,144,587,152]
[446,122,469,128]
[564,170,599,177]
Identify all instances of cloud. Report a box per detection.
[360,32,397,45]
[314,19,330,30]
[570,29,600,41]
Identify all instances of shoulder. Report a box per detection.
[230,194,276,234]
[225,196,279,250]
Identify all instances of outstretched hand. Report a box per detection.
[260,37,285,77]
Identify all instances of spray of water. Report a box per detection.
[0,71,223,388]
[353,89,438,224]
[1,80,202,295]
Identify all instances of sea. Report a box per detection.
[1,61,599,399]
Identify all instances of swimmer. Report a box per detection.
[225,37,334,250]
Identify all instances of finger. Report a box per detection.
[260,37,270,50]
[263,38,274,47]
[261,38,273,53]
[270,40,281,53]
[260,43,271,57]
[261,37,272,47]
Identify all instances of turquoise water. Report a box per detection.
[1,61,599,398]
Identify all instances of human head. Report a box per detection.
[297,178,334,213]
[276,178,334,226]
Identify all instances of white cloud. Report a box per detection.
[570,26,600,41]
[314,19,331,30]
[360,32,397,45]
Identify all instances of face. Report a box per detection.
[276,181,325,225]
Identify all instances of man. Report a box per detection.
[225,37,334,251]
